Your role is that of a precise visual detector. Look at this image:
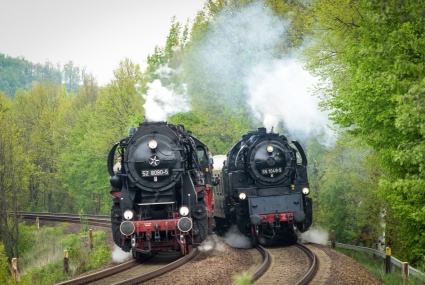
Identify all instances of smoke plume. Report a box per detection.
[142,65,191,121]
[194,2,336,144]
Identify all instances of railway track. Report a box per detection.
[294,243,318,284]
[253,242,317,285]
[16,212,315,284]
[251,245,271,281]
[15,211,110,227]
[56,249,199,285]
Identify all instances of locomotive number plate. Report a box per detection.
[142,169,169,177]
[261,167,283,175]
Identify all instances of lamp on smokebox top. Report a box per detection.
[148,139,158,150]
[266,145,274,153]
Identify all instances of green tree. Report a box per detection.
[305,137,329,218]
[0,243,9,285]
[0,92,31,259]
[63,61,81,93]
[317,135,383,246]
[12,82,67,212]
[62,59,143,214]
[304,0,425,265]
[0,54,63,98]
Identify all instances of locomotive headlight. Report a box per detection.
[179,206,190,217]
[123,210,134,220]
[148,139,158,150]
[266,145,274,153]
[239,192,247,200]
[302,188,310,195]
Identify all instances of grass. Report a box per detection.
[335,248,425,285]
[19,223,69,275]
[16,223,112,285]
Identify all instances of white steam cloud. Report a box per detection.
[224,226,252,248]
[198,234,226,252]
[111,245,132,263]
[246,59,334,142]
[301,227,329,245]
[195,2,336,145]
[142,65,191,121]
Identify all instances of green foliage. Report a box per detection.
[0,92,32,258]
[12,82,69,212]
[19,226,111,285]
[19,260,68,285]
[379,178,425,265]
[0,53,62,98]
[79,212,89,232]
[17,223,37,256]
[62,61,81,93]
[18,223,66,274]
[336,248,425,285]
[0,243,9,285]
[315,135,384,245]
[87,231,111,270]
[232,271,253,285]
[305,137,329,216]
[60,59,143,215]
[169,107,253,155]
[60,230,111,275]
[304,0,425,266]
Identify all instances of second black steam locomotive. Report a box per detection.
[107,121,214,259]
[213,127,312,246]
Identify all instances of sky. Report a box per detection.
[0,0,206,85]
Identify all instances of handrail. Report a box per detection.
[329,242,425,279]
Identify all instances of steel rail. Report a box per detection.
[251,245,271,281]
[13,211,110,227]
[55,260,139,285]
[110,248,199,285]
[294,243,318,285]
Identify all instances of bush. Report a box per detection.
[18,224,112,284]
[0,243,10,285]
[233,272,253,285]
[19,260,68,285]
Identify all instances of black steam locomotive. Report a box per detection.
[213,127,312,246]
[107,121,214,259]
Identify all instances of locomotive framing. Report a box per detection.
[107,121,214,259]
[213,127,312,246]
